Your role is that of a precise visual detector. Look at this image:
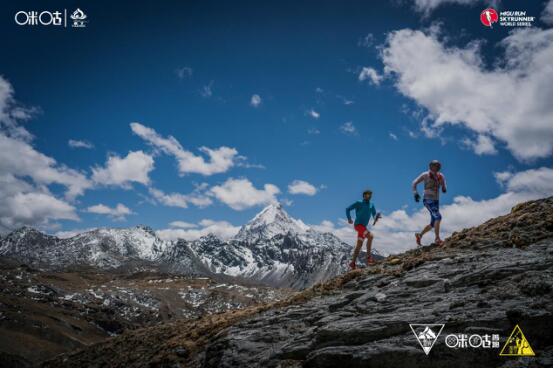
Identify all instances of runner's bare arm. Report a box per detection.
[412,173,425,194]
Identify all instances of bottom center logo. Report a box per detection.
[410,324,445,355]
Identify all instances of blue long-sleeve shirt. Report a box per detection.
[346,200,377,226]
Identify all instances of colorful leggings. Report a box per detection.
[423,199,441,227]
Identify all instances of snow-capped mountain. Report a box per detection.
[191,204,354,288]
[0,205,368,288]
[0,225,173,270]
[234,204,310,242]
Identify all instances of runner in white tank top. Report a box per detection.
[412,160,447,246]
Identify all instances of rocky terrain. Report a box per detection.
[44,197,553,367]
[0,261,288,366]
[1,204,369,289]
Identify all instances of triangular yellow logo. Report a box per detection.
[499,325,535,356]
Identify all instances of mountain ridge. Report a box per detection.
[0,204,364,289]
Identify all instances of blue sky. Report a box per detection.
[0,0,553,252]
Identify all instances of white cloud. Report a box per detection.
[0,76,36,142]
[131,122,241,176]
[148,186,212,209]
[358,67,383,86]
[86,203,133,221]
[175,66,193,79]
[313,167,552,255]
[382,26,552,161]
[157,219,240,241]
[68,139,94,149]
[92,150,154,187]
[496,167,552,194]
[5,192,78,224]
[462,134,497,155]
[210,178,280,210]
[0,134,92,200]
[494,170,512,186]
[288,180,318,196]
[250,94,262,107]
[307,109,320,119]
[0,76,88,231]
[169,221,197,229]
[340,121,357,135]
[0,174,79,231]
[389,132,398,141]
[149,188,189,208]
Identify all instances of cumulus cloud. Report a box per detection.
[4,192,78,225]
[250,94,262,107]
[210,178,280,210]
[0,174,79,231]
[462,134,497,155]
[358,67,383,85]
[92,150,154,187]
[86,203,133,221]
[494,167,552,194]
[382,26,552,161]
[340,121,357,135]
[288,180,318,196]
[0,76,90,231]
[157,219,240,241]
[131,122,242,176]
[313,167,552,255]
[0,76,37,141]
[68,139,94,149]
[1,134,92,200]
[148,186,212,209]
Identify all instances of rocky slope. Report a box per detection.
[0,204,366,289]
[0,260,288,367]
[45,197,552,367]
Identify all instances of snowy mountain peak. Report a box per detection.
[253,203,287,223]
[234,203,310,242]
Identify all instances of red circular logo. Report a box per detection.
[480,8,498,27]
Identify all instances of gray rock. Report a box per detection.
[193,198,553,367]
